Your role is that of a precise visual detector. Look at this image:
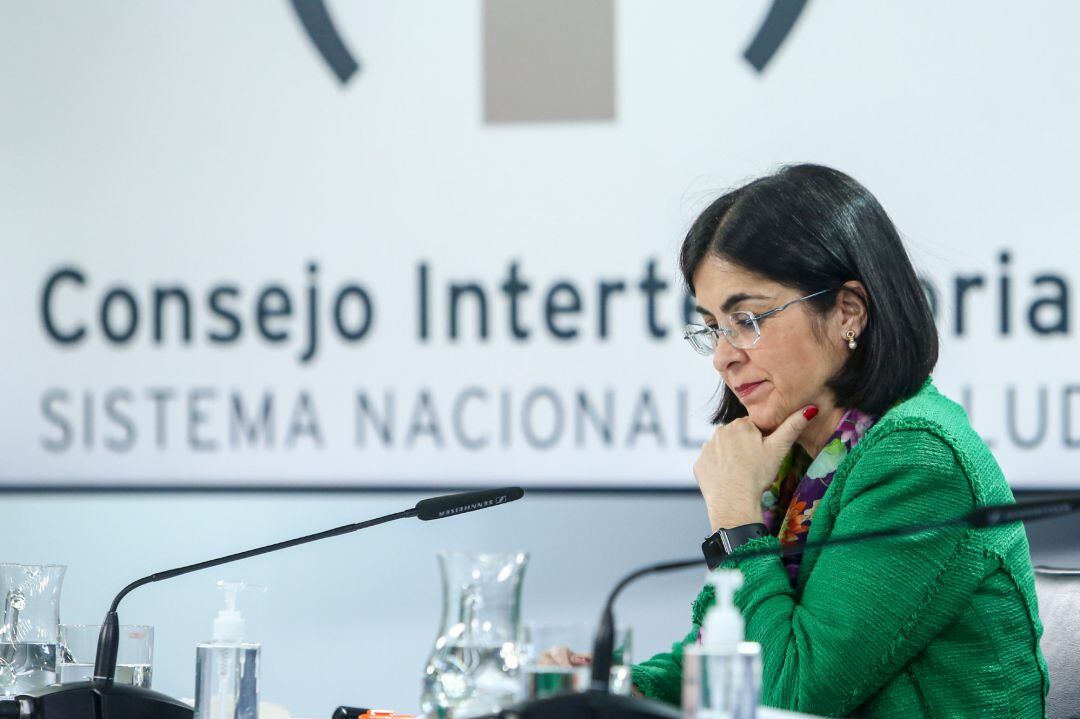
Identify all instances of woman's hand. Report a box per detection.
[538,646,592,667]
[695,405,818,532]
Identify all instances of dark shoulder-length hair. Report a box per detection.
[681,163,937,424]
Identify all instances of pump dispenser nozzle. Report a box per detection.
[211,581,266,644]
[709,568,743,606]
[701,569,745,652]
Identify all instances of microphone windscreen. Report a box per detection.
[968,495,1080,527]
[415,487,524,521]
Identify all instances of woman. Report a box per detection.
[631,165,1049,717]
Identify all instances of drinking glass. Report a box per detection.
[56,624,153,688]
[519,622,633,699]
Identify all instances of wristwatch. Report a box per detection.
[701,523,769,570]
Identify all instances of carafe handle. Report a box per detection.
[1,590,23,642]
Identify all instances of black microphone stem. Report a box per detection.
[585,493,1080,695]
[93,507,418,680]
[600,559,704,618]
[590,559,701,693]
[733,493,1080,563]
[586,513,983,691]
[108,508,417,613]
[587,509,975,687]
[733,516,966,562]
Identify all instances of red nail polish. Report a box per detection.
[803,406,819,421]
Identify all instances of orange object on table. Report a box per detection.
[359,711,415,719]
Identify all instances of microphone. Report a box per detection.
[499,492,1080,719]
[967,492,1080,527]
[500,558,699,719]
[588,560,701,693]
[415,487,525,521]
[17,487,524,719]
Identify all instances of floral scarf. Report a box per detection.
[762,409,876,587]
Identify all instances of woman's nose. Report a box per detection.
[712,337,745,374]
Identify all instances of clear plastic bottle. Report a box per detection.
[194,581,263,719]
[682,569,762,719]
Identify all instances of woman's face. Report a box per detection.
[692,255,851,433]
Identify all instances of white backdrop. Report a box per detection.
[3,2,1080,716]
[4,0,1080,488]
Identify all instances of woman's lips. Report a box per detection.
[734,380,766,398]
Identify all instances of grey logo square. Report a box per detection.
[483,0,616,124]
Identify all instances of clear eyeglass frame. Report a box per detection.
[682,288,837,355]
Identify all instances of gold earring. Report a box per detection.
[845,329,857,350]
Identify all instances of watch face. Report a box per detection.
[702,535,724,570]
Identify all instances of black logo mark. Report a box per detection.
[289,0,359,84]
[743,0,809,72]
[290,0,808,87]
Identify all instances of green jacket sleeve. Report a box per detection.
[630,623,700,705]
[723,429,984,717]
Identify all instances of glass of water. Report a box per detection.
[519,622,633,699]
[56,624,153,688]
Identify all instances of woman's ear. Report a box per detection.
[836,281,869,337]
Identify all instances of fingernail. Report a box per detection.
[803,406,819,421]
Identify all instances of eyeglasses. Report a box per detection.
[682,288,837,355]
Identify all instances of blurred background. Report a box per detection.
[2,0,1078,715]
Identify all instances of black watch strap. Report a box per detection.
[701,523,769,570]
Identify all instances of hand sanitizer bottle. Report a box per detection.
[682,569,762,719]
[195,581,264,719]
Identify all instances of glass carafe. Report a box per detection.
[420,551,528,719]
[0,564,65,696]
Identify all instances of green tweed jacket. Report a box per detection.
[632,380,1049,718]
